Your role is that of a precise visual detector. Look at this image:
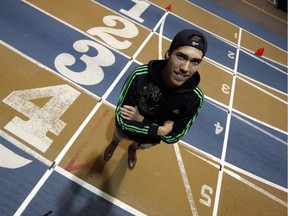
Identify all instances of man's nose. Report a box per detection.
[180,61,190,73]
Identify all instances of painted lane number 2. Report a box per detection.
[87,15,139,50]
[55,15,139,85]
[3,84,80,152]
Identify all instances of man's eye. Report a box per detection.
[176,54,186,60]
[191,61,199,66]
[191,59,202,66]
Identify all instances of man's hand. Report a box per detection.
[157,120,174,136]
[120,105,144,122]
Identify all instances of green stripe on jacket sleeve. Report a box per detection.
[161,86,204,143]
[116,66,150,135]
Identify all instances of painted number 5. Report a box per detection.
[199,185,213,207]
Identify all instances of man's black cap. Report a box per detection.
[169,29,208,56]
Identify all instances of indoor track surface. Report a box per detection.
[0,0,287,215]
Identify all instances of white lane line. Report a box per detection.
[236,75,288,105]
[0,144,32,169]
[22,0,131,59]
[204,97,287,136]
[240,47,287,74]
[1,128,147,216]
[13,98,104,216]
[55,166,148,216]
[186,147,288,192]
[13,168,53,216]
[12,8,171,215]
[232,112,287,145]
[186,148,288,207]
[225,169,288,207]
[185,0,287,53]
[212,27,243,216]
[174,143,199,216]
[0,130,51,167]
[158,11,169,59]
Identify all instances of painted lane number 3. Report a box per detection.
[55,15,139,86]
[54,40,115,85]
[3,84,80,152]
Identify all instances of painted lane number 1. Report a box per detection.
[3,84,80,152]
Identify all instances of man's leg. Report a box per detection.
[104,127,129,161]
[127,142,138,169]
[127,142,159,169]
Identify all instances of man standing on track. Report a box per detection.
[104,29,208,169]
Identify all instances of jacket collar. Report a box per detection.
[148,60,201,93]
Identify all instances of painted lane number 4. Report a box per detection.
[3,84,80,152]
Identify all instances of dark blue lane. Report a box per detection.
[0,135,48,215]
[93,0,166,29]
[1,0,286,197]
[0,0,129,97]
[95,0,237,70]
[188,0,287,50]
[226,113,287,188]
[107,61,140,106]
[107,62,226,159]
[160,14,287,94]
[182,100,227,159]
[160,14,237,70]
[23,171,135,216]
[238,50,287,93]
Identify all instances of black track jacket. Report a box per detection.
[115,60,204,145]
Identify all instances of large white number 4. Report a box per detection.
[3,84,80,152]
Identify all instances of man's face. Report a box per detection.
[163,46,203,88]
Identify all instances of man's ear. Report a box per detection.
[165,50,170,60]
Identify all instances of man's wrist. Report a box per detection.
[157,126,166,136]
[137,115,144,122]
